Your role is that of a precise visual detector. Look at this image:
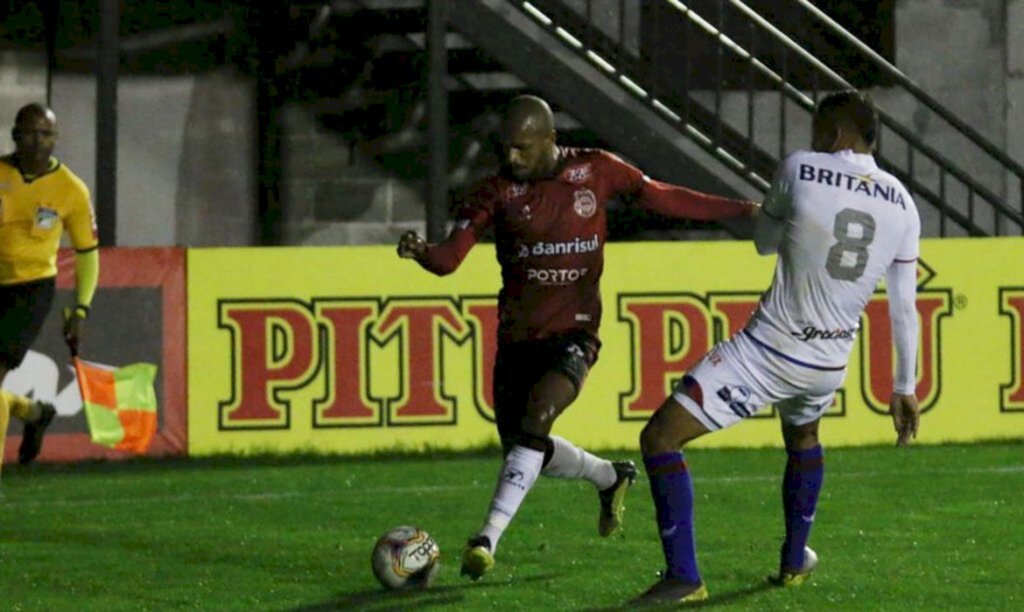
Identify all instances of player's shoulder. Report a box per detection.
[561,146,607,162]
[564,147,626,169]
[461,174,503,201]
[779,150,830,172]
[552,147,620,185]
[51,160,91,199]
[0,155,17,180]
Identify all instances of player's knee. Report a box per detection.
[640,417,675,456]
[791,429,819,450]
[783,421,820,450]
[520,404,557,439]
[514,430,550,453]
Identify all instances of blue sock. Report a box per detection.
[781,445,824,569]
[644,451,701,584]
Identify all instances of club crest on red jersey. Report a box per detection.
[563,164,591,184]
[573,188,597,218]
[506,183,528,200]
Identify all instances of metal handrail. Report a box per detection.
[663,0,1023,229]
[794,0,1024,179]
[717,0,1023,227]
[519,0,777,191]
[511,0,1024,233]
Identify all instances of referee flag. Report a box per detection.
[74,357,158,453]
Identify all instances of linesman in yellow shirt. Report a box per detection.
[0,103,100,480]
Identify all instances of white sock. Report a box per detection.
[541,435,617,490]
[479,445,544,553]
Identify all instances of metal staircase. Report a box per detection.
[281,0,743,240]
[285,0,1024,238]
[492,0,1024,237]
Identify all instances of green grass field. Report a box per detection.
[1,442,1022,610]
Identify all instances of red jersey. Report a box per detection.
[415,147,753,343]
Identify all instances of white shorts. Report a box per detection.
[672,331,848,430]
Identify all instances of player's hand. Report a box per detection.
[397,230,426,259]
[63,308,86,357]
[888,393,919,447]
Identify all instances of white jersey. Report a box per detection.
[746,149,920,368]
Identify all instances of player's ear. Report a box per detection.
[829,125,844,153]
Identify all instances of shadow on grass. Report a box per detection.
[6,445,508,478]
[293,573,563,611]
[12,438,1023,479]
[585,581,774,611]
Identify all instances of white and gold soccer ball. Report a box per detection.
[370,526,441,590]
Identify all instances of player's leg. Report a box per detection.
[463,367,578,580]
[463,339,552,578]
[769,365,842,587]
[543,434,636,536]
[634,336,774,604]
[531,334,636,536]
[0,280,57,465]
[772,411,826,586]
[4,389,43,421]
[2,389,56,465]
[0,369,9,486]
[0,290,13,483]
[634,380,712,603]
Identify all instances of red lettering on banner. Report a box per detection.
[377,303,468,422]
[999,290,1024,410]
[618,296,712,418]
[315,302,380,424]
[463,300,499,420]
[219,303,317,427]
[861,293,951,413]
[709,295,760,338]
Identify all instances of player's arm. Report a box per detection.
[397,225,477,276]
[64,189,100,355]
[396,181,496,276]
[753,160,796,255]
[886,212,921,447]
[73,249,99,313]
[606,152,757,221]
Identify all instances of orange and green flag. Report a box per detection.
[74,357,158,453]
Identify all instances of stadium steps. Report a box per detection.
[302,0,1023,237]
[279,0,739,239]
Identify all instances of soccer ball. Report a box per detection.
[370,526,441,590]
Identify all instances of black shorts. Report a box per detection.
[492,330,600,445]
[0,277,56,369]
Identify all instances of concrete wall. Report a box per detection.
[0,51,47,129]
[1009,0,1024,209]
[0,52,253,247]
[886,0,1013,235]
[280,103,425,246]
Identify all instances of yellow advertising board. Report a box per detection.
[187,237,1024,455]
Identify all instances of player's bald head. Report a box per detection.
[497,95,559,181]
[501,95,555,138]
[12,102,59,172]
[14,102,56,129]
